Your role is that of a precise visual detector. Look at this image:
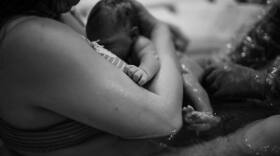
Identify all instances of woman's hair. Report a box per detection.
[86,0,139,41]
[0,0,78,29]
[0,0,37,26]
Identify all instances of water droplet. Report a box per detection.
[159,142,168,148]
[246,36,253,43]
[223,65,230,70]
[168,129,178,141]
[241,52,247,57]
[181,64,189,74]
[193,89,199,93]
[226,43,233,49]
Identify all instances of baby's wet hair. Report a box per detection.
[86,0,139,41]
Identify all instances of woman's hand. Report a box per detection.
[202,63,265,100]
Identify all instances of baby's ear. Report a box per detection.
[130,26,139,39]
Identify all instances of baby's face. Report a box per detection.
[96,23,134,60]
[102,32,133,60]
[87,10,134,60]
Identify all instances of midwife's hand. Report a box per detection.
[202,63,265,100]
[183,106,221,132]
[124,65,149,86]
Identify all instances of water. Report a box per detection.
[243,137,280,155]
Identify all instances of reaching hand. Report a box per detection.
[183,106,220,132]
[124,65,149,86]
[202,63,265,100]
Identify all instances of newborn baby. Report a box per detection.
[86,0,159,86]
[86,0,220,132]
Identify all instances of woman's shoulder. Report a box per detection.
[1,16,79,48]
[0,16,87,65]
[0,16,91,79]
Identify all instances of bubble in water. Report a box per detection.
[226,43,233,50]
[246,36,253,43]
[193,89,199,93]
[159,142,168,148]
[223,65,230,71]
[168,129,178,141]
[262,33,271,41]
[266,0,274,5]
[241,52,247,58]
[181,64,190,74]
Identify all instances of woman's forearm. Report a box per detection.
[148,23,184,123]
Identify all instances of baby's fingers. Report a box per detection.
[133,70,143,83]
[126,65,138,77]
[138,74,148,86]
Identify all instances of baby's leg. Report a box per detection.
[178,54,212,112]
[182,70,212,113]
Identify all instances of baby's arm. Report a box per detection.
[126,36,160,86]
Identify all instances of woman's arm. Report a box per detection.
[3,17,183,139]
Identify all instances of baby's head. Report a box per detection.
[86,0,139,59]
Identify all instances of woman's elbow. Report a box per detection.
[162,108,183,135]
[151,103,183,137]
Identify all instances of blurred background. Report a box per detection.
[73,0,265,57]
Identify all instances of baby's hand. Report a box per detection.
[183,106,220,132]
[124,65,149,86]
